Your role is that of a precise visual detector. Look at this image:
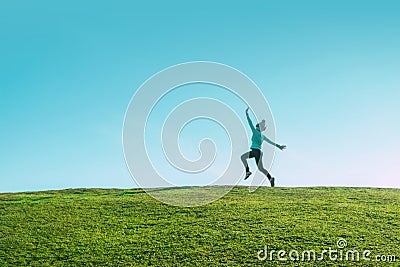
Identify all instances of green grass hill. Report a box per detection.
[1,186,399,266]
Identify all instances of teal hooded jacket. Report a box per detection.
[247,115,279,150]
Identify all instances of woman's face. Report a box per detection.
[259,120,266,132]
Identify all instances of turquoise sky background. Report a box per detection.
[1,0,399,192]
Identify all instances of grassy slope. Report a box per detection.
[1,187,399,266]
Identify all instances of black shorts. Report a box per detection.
[249,148,262,165]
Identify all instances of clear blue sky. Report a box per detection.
[1,0,399,192]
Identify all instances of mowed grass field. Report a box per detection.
[1,186,399,266]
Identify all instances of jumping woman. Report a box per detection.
[241,107,286,187]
